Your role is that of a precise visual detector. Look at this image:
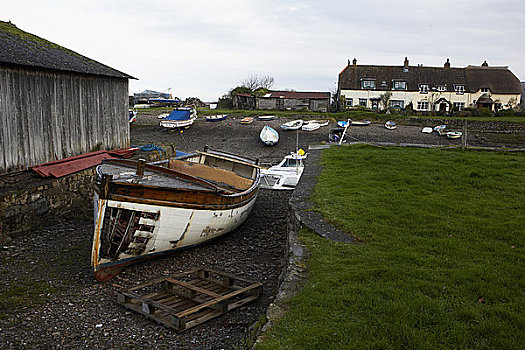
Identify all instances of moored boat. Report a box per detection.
[240,117,254,124]
[446,131,463,139]
[385,120,396,130]
[352,120,371,126]
[258,115,277,121]
[260,125,279,146]
[260,150,307,190]
[280,119,304,131]
[301,122,320,131]
[159,107,197,129]
[91,148,261,281]
[205,114,228,122]
[308,120,329,127]
[421,127,433,133]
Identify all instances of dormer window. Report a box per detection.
[361,80,375,89]
[454,85,465,94]
[419,84,429,93]
[437,85,447,92]
[393,81,407,90]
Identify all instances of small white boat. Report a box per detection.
[261,151,307,190]
[446,131,463,139]
[352,120,371,126]
[308,120,329,127]
[434,125,447,134]
[205,114,228,122]
[258,115,277,121]
[280,119,304,131]
[260,125,279,146]
[422,127,433,133]
[337,120,349,128]
[302,122,320,132]
[159,107,197,129]
[385,121,396,130]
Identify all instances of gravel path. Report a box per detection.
[1,112,523,349]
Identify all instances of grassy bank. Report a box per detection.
[257,146,525,349]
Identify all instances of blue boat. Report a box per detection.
[159,107,197,129]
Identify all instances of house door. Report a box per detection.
[310,100,319,112]
[371,100,379,110]
[276,99,284,111]
[439,103,447,112]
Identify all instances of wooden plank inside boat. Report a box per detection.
[117,268,262,332]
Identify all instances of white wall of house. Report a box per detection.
[340,89,521,111]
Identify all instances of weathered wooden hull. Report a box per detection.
[91,150,260,281]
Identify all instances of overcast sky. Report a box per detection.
[4,0,525,101]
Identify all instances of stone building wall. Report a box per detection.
[0,146,176,244]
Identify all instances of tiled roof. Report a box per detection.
[0,21,135,79]
[265,91,330,99]
[339,61,521,94]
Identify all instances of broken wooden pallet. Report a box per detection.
[117,268,262,331]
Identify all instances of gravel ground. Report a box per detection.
[1,112,524,349]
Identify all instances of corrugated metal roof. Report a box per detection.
[32,148,137,178]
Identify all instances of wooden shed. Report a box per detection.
[256,91,331,112]
[0,21,136,175]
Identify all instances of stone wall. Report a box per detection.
[0,146,177,244]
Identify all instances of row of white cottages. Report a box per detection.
[337,58,522,112]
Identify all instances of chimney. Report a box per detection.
[352,58,357,66]
[444,58,450,68]
[403,57,409,71]
[481,60,488,67]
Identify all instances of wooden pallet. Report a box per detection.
[117,268,262,331]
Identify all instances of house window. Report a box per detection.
[381,81,387,87]
[345,98,353,107]
[437,85,447,92]
[419,84,429,93]
[393,81,407,90]
[454,85,465,94]
[453,102,465,110]
[359,98,367,107]
[389,100,404,108]
[481,88,489,93]
[417,101,429,110]
[361,80,375,89]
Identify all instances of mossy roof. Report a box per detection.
[0,21,135,79]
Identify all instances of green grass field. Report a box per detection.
[256,146,525,349]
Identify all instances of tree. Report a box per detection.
[239,74,274,90]
[379,91,392,110]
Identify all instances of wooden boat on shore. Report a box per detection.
[260,125,279,146]
[240,117,254,124]
[352,120,371,126]
[91,148,261,281]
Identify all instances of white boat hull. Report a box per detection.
[160,116,197,129]
[92,193,257,277]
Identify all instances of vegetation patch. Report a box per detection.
[256,146,525,349]
[0,279,58,318]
